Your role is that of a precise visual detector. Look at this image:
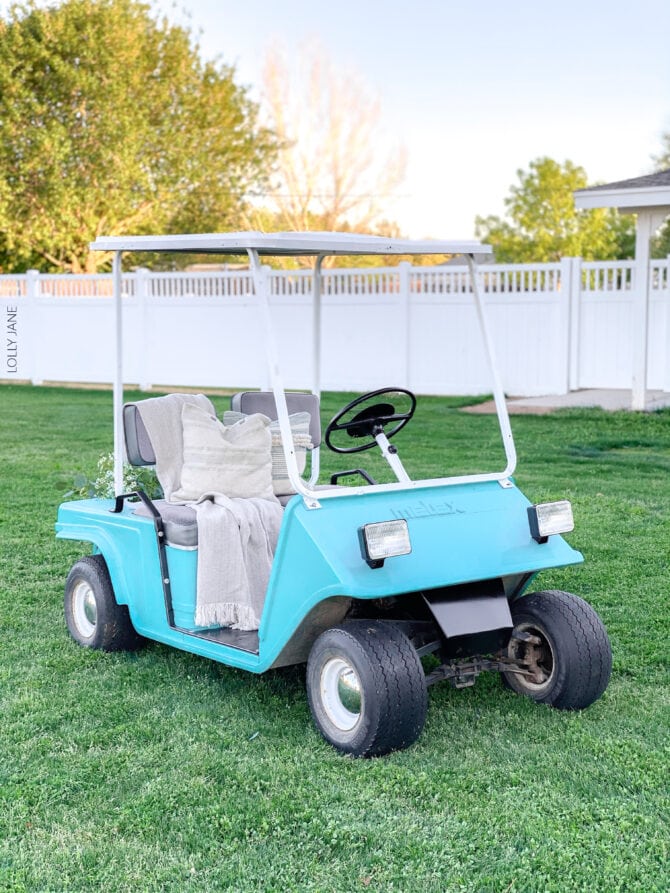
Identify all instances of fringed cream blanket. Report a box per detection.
[188,494,281,629]
[131,394,283,630]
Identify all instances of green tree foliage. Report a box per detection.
[655,221,670,258]
[475,158,635,262]
[0,0,276,272]
[652,133,670,257]
[653,132,670,170]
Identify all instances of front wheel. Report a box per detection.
[502,590,611,710]
[306,620,428,757]
[64,555,144,651]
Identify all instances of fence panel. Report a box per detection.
[577,262,635,388]
[408,264,567,395]
[648,261,670,390]
[0,259,667,396]
[577,260,669,390]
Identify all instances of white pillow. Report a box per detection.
[223,410,312,496]
[173,403,275,501]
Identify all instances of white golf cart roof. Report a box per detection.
[91,230,492,259]
[99,231,513,505]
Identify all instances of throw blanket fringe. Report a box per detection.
[195,602,260,630]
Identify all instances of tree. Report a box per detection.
[245,41,406,264]
[0,0,276,272]
[654,219,670,259]
[652,133,670,257]
[653,132,670,170]
[475,158,635,262]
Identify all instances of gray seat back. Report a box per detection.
[230,391,321,445]
[123,404,156,466]
[125,391,320,470]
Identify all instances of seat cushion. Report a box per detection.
[133,500,198,548]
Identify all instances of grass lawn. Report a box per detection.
[0,384,668,892]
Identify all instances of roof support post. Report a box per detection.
[310,254,326,487]
[465,255,517,478]
[248,249,321,508]
[113,250,124,495]
[312,254,325,399]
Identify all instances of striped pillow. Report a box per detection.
[174,404,275,501]
[223,411,312,496]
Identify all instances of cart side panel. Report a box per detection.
[56,498,172,637]
[56,499,263,670]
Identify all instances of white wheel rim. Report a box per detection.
[320,658,362,732]
[72,580,97,638]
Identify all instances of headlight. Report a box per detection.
[359,520,411,568]
[528,500,574,543]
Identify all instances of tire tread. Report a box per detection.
[307,620,427,757]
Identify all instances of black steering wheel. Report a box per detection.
[325,388,417,454]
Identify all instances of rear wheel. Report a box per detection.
[306,620,427,757]
[64,555,144,651]
[502,590,611,709]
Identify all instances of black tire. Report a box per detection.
[502,590,611,710]
[64,555,144,651]
[306,620,428,757]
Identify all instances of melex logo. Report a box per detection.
[390,499,465,520]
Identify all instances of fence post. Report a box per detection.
[563,257,582,392]
[665,255,670,393]
[25,269,42,385]
[135,267,152,391]
[398,261,411,389]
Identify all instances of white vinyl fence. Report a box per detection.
[1,257,669,396]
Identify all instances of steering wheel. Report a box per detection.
[325,388,416,454]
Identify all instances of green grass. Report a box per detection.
[0,384,668,893]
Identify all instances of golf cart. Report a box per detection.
[56,232,612,757]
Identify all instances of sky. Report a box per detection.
[5,0,670,239]
[148,0,670,239]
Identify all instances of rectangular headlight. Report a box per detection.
[528,500,574,543]
[359,520,411,568]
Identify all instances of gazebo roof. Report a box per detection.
[574,167,670,212]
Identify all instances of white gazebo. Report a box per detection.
[574,169,670,410]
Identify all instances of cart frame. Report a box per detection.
[92,232,513,506]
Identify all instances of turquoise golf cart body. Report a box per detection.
[57,480,583,672]
[56,233,611,756]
